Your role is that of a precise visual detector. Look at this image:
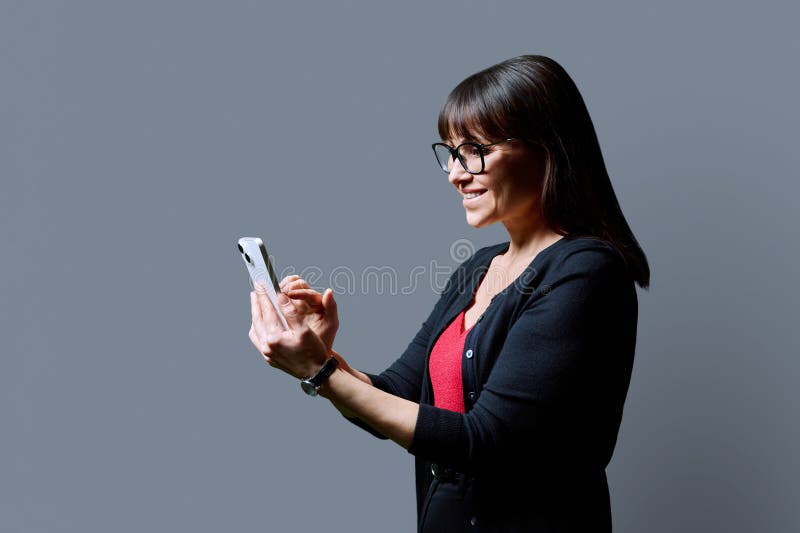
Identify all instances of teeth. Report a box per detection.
[465,191,485,199]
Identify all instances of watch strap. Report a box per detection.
[301,357,339,395]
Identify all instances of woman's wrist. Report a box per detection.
[317,367,354,408]
[319,368,358,418]
[328,349,372,385]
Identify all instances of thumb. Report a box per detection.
[323,288,338,320]
[277,292,294,312]
[276,292,300,327]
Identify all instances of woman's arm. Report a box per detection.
[325,348,372,419]
[275,278,442,435]
[320,272,459,434]
[252,246,633,475]
[325,247,634,476]
[329,348,372,385]
[253,261,474,446]
[318,364,419,449]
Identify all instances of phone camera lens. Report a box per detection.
[237,244,244,254]
[244,253,252,264]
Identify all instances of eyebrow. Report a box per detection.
[443,137,479,146]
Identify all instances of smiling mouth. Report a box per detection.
[463,190,487,199]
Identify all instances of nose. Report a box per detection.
[447,157,472,188]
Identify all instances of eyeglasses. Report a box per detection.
[431,138,515,174]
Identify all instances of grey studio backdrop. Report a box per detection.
[2,2,798,532]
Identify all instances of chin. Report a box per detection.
[465,215,493,228]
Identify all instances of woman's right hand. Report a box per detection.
[278,275,339,351]
[278,275,372,417]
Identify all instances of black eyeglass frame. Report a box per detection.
[431,138,516,175]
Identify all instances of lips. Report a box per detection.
[462,190,487,206]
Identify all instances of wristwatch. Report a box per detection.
[300,357,339,396]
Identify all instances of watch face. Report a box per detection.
[301,380,319,396]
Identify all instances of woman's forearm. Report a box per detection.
[319,364,419,449]
[323,349,373,419]
[329,349,372,385]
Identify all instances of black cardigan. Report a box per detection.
[346,236,638,531]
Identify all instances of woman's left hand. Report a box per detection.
[248,283,329,380]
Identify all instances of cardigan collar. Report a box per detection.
[433,236,571,352]
[451,236,570,312]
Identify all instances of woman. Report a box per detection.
[248,54,650,532]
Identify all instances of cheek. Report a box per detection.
[499,177,538,211]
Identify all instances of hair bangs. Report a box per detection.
[437,76,513,145]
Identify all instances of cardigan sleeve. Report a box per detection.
[341,257,472,439]
[407,246,633,474]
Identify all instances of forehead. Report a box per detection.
[443,132,491,146]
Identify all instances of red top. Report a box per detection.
[428,306,475,413]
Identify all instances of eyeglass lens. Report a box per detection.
[433,144,483,173]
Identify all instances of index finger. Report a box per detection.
[254,282,288,331]
[279,275,300,291]
[283,288,323,309]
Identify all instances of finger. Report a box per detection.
[284,294,312,316]
[284,288,324,308]
[323,288,339,323]
[254,282,288,332]
[250,292,271,344]
[249,322,267,353]
[250,290,262,323]
[279,275,301,291]
[281,282,316,308]
[283,278,311,292]
[274,291,303,330]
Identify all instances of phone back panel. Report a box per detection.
[237,237,288,329]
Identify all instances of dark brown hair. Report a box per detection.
[438,54,650,289]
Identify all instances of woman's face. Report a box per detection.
[445,135,546,229]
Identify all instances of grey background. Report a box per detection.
[3,1,798,532]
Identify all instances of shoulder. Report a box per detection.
[543,238,635,314]
[522,237,632,304]
[518,238,634,323]
[550,236,627,278]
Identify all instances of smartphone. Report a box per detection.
[237,237,289,330]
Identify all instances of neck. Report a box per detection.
[501,213,563,265]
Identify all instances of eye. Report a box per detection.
[464,145,481,157]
